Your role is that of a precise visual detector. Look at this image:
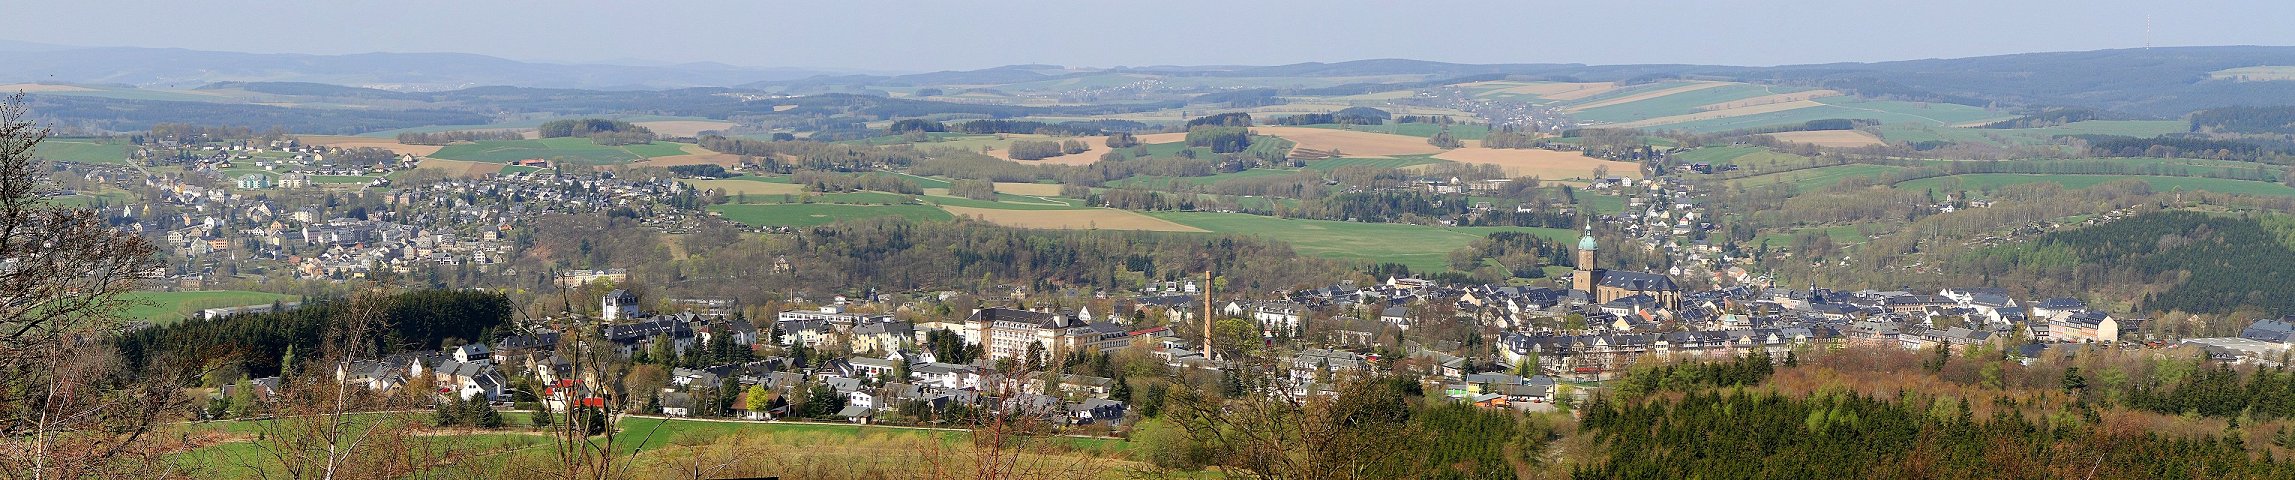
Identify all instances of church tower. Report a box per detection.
[1573,228,1598,293]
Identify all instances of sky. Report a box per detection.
[8,0,2294,72]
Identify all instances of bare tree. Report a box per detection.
[235,287,464,479]
[0,93,172,478]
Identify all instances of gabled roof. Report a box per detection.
[1597,270,1678,292]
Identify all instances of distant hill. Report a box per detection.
[0,46,851,90]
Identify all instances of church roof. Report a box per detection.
[1577,233,1599,251]
[1597,270,1678,293]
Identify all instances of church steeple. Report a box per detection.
[1573,226,1598,293]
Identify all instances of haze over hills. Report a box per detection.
[2,42,2291,117]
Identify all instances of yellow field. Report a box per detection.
[0,83,95,93]
[1764,130,1887,148]
[1430,148,1644,180]
[634,120,738,137]
[1699,90,1841,111]
[685,179,804,195]
[1251,126,1445,158]
[414,158,503,177]
[1563,81,1729,112]
[942,206,1206,232]
[1608,100,1827,129]
[991,182,1065,196]
[297,135,444,156]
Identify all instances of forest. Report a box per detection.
[113,289,513,380]
[537,118,655,145]
[2191,105,2295,135]
[1968,210,2295,316]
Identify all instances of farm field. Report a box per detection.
[1569,84,1803,123]
[1300,156,1445,171]
[1561,81,1729,112]
[412,158,505,177]
[709,203,953,227]
[884,132,1186,165]
[684,177,805,195]
[428,138,692,165]
[1872,120,2189,147]
[1727,164,1906,192]
[1252,126,1444,157]
[943,205,1206,232]
[1764,130,1887,148]
[628,144,743,167]
[1431,148,1643,179]
[632,120,737,137]
[1894,174,2295,198]
[924,193,1088,210]
[1646,97,2017,133]
[1300,122,1491,140]
[1109,168,1307,188]
[119,290,298,325]
[296,135,444,156]
[33,137,134,164]
[993,182,1065,196]
[1146,211,1574,271]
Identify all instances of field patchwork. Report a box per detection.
[1146,212,1575,271]
[1431,148,1644,179]
[1562,81,1729,113]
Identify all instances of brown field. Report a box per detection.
[685,179,804,195]
[296,135,444,156]
[1562,81,1728,112]
[1764,130,1887,148]
[1699,90,1841,111]
[1431,148,1644,180]
[413,158,503,177]
[942,206,1206,232]
[630,145,743,168]
[1251,126,1445,158]
[634,120,738,137]
[0,83,96,93]
[992,182,1065,196]
[1607,100,1826,129]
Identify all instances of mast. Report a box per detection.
[1203,270,1213,359]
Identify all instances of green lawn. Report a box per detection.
[1727,164,1906,192]
[119,290,299,325]
[429,138,693,165]
[33,137,134,164]
[1896,174,2295,198]
[709,203,954,227]
[1145,212,1574,271]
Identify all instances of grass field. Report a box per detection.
[685,178,805,196]
[709,203,954,227]
[1764,130,1886,148]
[119,290,298,325]
[944,205,1206,232]
[1895,174,2295,198]
[429,138,692,165]
[1727,164,1906,192]
[1146,212,1573,271]
[1872,120,2190,147]
[33,137,134,164]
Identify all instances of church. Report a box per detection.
[1572,229,1682,310]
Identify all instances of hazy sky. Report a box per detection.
[10,0,2293,72]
